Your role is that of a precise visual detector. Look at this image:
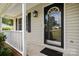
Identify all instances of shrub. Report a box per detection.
[0,33,6,47]
[2,27,12,30]
[0,47,13,56]
[0,33,13,56]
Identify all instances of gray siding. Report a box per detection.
[64,3,79,56]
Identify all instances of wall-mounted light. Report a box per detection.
[33,10,38,17]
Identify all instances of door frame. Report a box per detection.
[44,3,64,48]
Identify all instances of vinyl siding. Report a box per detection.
[64,3,79,56]
[26,4,63,55]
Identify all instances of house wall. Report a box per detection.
[26,3,63,55]
[64,3,79,56]
[26,3,79,56]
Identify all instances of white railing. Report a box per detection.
[2,30,23,54]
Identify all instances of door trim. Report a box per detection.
[44,3,64,48]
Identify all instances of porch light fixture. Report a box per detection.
[33,10,38,17]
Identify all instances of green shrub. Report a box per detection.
[2,27,11,30]
[0,47,13,56]
[0,33,6,42]
[0,33,6,48]
[2,18,13,26]
[0,33,13,56]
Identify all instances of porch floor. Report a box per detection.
[27,43,63,56]
[27,44,46,56]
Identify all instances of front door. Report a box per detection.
[44,3,64,48]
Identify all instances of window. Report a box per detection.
[16,18,17,30]
[26,12,31,32]
[18,18,22,30]
[16,18,22,30]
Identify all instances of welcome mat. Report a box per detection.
[40,47,63,56]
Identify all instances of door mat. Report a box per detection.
[40,47,63,56]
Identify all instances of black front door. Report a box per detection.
[44,3,64,48]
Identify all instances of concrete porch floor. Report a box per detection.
[27,44,46,56]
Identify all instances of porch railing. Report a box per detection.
[2,31,23,54]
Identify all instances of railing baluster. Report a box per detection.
[3,31,22,54]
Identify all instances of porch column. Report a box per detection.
[22,3,27,56]
[0,17,2,32]
[13,18,16,31]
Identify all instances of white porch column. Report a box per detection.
[0,17,2,32]
[13,18,16,31]
[22,3,27,56]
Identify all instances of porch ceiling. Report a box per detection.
[0,3,22,19]
[26,3,40,11]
